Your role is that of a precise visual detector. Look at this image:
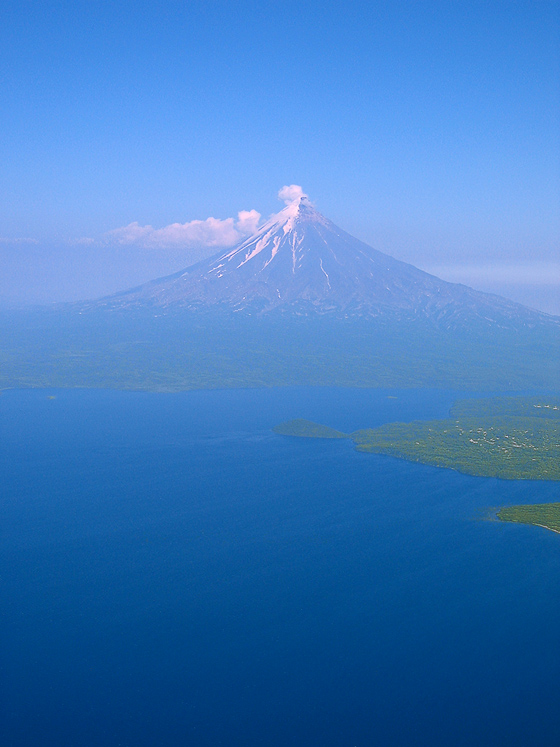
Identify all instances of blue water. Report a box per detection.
[2,387,560,746]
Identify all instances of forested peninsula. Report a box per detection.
[273,396,560,482]
[497,503,560,534]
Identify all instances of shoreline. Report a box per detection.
[534,523,560,535]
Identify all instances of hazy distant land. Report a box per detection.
[1,307,559,393]
[273,396,560,482]
[1,197,559,394]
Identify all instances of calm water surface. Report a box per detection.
[1,388,559,746]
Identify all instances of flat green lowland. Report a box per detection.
[498,503,560,533]
[273,396,560,481]
[451,396,560,420]
[351,416,560,480]
[272,419,349,439]
[1,308,559,392]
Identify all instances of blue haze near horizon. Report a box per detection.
[2,387,560,746]
[0,1,558,312]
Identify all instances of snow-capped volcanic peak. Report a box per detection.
[100,188,558,329]
[204,192,328,277]
[273,193,320,233]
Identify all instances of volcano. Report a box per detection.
[4,192,559,393]
[95,193,555,330]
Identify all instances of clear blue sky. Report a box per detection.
[1,0,559,311]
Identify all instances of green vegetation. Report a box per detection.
[351,416,560,480]
[0,307,558,392]
[498,503,560,533]
[272,419,349,438]
[273,396,560,481]
[451,396,560,420]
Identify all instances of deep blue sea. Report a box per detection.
[2,387,560,746]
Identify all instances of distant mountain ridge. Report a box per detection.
[92,195,557,331]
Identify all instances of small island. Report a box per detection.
[272,419,348,439]
[273,396,560,481]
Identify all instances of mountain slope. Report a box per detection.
[94,195,557,330]
[8,192,554,394]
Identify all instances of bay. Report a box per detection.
[1,387,559,746]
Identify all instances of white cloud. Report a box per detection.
[78,189,311,251]
[0,236,39,244]
[278,185,307,204]
[104,210,262,250]
[236,209,261,235]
